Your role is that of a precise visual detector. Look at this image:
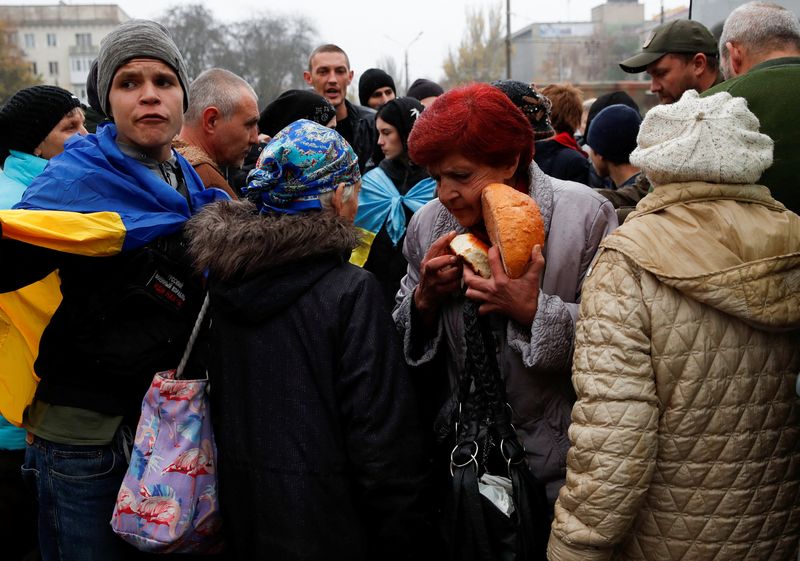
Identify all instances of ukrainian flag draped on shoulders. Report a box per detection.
[351,166,435,266]
[0,122,229,425]
[3,121,229,256]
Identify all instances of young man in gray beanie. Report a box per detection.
[0,19,228,561]
[549,89,800,561]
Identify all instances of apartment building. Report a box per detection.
[0,4,129,102]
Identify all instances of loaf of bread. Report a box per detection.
[481,183,544,279]
[449,233,491,278]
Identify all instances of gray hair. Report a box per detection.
[720,2,800,61]
[318,183,356,211]
[184,68,257,124]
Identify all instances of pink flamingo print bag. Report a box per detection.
[111,295,223,553]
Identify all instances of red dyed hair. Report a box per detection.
[408,83,534,177]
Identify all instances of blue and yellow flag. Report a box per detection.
[351,167,435,266]
[5,122,227,256]
[0,123,229,424]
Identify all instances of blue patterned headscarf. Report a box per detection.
[243,119,360,214]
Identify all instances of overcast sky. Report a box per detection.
[6,0,687,86]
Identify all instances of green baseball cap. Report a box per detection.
[619,19,718,73]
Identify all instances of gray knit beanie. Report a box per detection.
[96,19,189,116]
[630,90,773,185]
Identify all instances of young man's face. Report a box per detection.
[304,52,353,109]
[367,86,395,109]
[646,53,702,105]
[108,58,184,161]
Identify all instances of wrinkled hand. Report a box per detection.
[463,245,545,326]
[414,231,462,323]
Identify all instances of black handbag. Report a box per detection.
[443,300,550,561]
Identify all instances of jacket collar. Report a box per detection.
[5,150,48,186]
[186,199,359,281]
[749,56,800,73]
[629,181,785,218]
[172,138,224,176]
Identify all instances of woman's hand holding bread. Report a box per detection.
[463,244,545,325]
[414,231,463,327]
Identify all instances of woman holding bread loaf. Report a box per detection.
[393,82,617,506]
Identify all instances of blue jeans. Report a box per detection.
[21,432,136,561]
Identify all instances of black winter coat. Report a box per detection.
[186,201,433,561]
[339,100,377,173]
[534,139,591,185]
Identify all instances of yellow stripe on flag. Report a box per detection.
[350,228,376,267]
[0,209,126,256]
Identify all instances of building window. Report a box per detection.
[7,32,18,46]
[31,62,38,75]
[75,33,92,48]
[24,33,35,49]
[49,61,58,75]
[73,59,81,72]
[47,33,56,47]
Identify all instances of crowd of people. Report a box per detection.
[0,1,798,560]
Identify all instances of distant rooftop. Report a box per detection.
[0,4,129,26]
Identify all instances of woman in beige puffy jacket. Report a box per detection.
[548,90,800,561]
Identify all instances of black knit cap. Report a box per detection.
[491,80,554,140]
[406,78,444,101]
[258,89,336,138]
[0,85,81,163]
[586,104,641,163]
[358,68,396,106]
[376,97,424,151]
[584,91,640,144]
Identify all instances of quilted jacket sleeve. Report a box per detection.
[547,248,659,561]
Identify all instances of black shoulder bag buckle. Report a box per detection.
[444,300,549,561]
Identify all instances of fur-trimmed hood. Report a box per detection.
[185,199,360,281]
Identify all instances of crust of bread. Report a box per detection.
[481,183,545,279]
[450,233,491,278]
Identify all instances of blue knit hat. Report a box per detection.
[243,119,360,215]
[587,104,642,164]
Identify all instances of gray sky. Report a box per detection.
[6,0,687,85]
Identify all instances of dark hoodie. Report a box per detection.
[186,200,432,560]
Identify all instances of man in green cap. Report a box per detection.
[620,19,722,104]
[702,1,800,214]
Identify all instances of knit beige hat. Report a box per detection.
[630,90,773,185]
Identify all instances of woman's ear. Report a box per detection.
[503,153,521,182]
[331,183,346,215]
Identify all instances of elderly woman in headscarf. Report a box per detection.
[186,119,432,561]
[394,82,617,506]
[352,96,435,308]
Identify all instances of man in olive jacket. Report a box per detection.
[703,1,800,213]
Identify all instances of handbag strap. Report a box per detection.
[176,292,210,379]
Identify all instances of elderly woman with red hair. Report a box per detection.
[394,82,617,505]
